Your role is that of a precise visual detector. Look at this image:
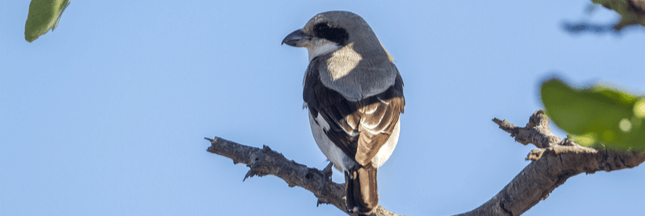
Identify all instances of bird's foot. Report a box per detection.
[322,162,333,180]
[316,162,334,207]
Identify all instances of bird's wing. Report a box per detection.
[353,73,404,166]
[304,57,405,166]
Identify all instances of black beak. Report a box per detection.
[281,29,312,47]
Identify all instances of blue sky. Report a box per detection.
[1,1,644,215]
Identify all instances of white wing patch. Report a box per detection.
[377,96,389,105]
[308,111,400,170]
[308,112,356,172]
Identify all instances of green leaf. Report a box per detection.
[541,78,645,151]
[24,0,71,42]
[592,0,645,30]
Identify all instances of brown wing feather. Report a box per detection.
[354,74,404,166]
[304,57,405,166]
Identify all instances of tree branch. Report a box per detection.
[206,110,644,216]
[456,110,645,216]
[205,137,401,216]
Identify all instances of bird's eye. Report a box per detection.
[313,23,349,45]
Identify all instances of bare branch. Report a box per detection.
[206,110,644,216]
[492,110,561,148]
[205,137,401,216]
[457,110,645,216]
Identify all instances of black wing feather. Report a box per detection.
[303,57,405,166]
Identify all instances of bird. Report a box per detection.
[282,11,405,215]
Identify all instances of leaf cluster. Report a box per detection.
[593,0,645,29]
[541,79,645,151]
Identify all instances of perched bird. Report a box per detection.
[282,11,405,215]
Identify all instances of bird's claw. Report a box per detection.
[318,162,333,194]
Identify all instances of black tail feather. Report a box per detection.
[345,166,378,215]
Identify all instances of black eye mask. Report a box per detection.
[313,23,349,46]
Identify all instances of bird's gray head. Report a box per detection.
[282,11,389,62]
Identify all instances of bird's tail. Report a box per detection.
[345,165,378,215]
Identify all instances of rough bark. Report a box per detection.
[456,110,645,216]
[205,137,401,216]
[206,110,645,216]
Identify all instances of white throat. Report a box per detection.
[307,40,341,62]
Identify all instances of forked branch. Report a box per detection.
[206,110,645,216]
[457,110,645,216]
